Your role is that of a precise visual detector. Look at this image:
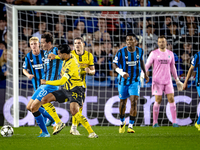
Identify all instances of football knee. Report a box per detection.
[41,97,49,105]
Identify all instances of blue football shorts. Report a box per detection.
[31,84,59,101]
[118,82,140,99]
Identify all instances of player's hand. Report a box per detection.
[40,79,46,85]
[145,74,149,83]
[85,67,90,74]
[48,54,56,60]
[28,74,34,80]
[183,82,188,90]
[176,79,183,91]
[123,72,129,79]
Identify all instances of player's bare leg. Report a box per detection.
[31,99,50,137]
[70,102,98,138]
[167,93,178,127]
[153,95,162,127]
[70,104,82,135]
[119,99,127,133]
[26,99,34,111]
[41,93,66,135]
[127,95,138,133]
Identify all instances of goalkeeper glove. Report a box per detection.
[175,78,183,91]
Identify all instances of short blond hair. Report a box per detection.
[29,37,39,43]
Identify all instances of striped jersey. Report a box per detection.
[113,46,143,85]
[192,51,200,86]
[23,50,45,91]
[44,47,63,81]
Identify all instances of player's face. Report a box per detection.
[30,40,40,53]
[58,50,65,60]
[41,38,48,50]
[157,38,166,49]
[126,36,136,49]
[74,39,84,54]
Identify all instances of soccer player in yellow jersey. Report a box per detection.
[48,37,95,135]
[41,44,98,138]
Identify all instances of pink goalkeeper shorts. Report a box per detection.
[152,82,174,95]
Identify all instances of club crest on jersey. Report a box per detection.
[125,56,128,59]
[136,55,140,59]
[168,55,170,58]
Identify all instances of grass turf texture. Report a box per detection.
[0,126,199,150]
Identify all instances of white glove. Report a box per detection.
[140,72,144,79]
[176,79,183,91]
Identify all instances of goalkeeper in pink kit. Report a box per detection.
[143,35,183,127]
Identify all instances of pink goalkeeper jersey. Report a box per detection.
[145,49,178,85]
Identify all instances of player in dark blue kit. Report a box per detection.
[26,33,64,137]
[183,51,200,131]
[113,33,149,133]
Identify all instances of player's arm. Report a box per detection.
[140,60,149,83]
[23,69,34,80]
[183,65,195,90]
[170,54,183,91]
[22,58,34,80]
[113,63,129,79]
[85,53,95,75]
[145,52,154,72]
[48,54,60,60]
[112,50,129,79]
[183,55,197,90]
[41,75,68,86]
[85,66,95,75]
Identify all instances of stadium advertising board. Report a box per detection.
[3,87,200,126]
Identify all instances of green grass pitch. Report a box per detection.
[0,126,199,150]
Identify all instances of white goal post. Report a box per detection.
[7,4,200,127]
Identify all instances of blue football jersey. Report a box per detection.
[23,50,45,91]
[44,47,63,81]
[113,46,143,85]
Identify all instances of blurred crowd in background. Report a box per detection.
[0,0,200,86]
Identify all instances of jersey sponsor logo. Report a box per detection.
[32,64,43,69]
[126,61,139,66]
[158,60,168,64]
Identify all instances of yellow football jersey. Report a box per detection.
[61,54,83,90]
[71,50,94,88]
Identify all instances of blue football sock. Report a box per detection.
[120,117,125,123]
[129,116,135,124]
[197,113,200,124]
[35,114,49,134]
[39,107,54,122]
